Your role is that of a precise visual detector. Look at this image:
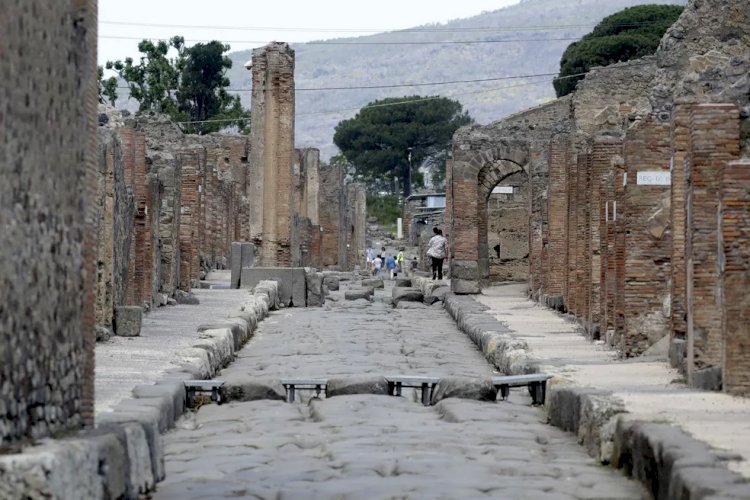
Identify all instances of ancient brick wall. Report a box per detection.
[545,137,570,302]
[178,151,203,291]
[719,160,750,396]
[94,129,135,331]
[319,163,345,267]
[620,118,673,356]
[669,104,692,367]
[686,104,740,385]
[588,137,622,336]
[0,0,98,443]
[291,148,321,267]
[248,42,295,266]
[487,171,529,283]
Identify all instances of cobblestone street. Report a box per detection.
[154,283,645,499]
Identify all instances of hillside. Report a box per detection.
[194,0,689,159]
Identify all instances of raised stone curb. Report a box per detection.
[443,292,750,499]
[443,293,540,374]
[0,283,281,499]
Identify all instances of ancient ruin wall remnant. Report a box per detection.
[248,42,295,266]
[0,0,98,443]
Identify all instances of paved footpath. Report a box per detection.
[153,281,645,499]
[477,283,750,479]
[95,272,250,413]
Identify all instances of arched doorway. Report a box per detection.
[485,170,530,284]
[447,140,530,293]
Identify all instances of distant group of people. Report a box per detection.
[365,226,447,281]
[365,246,413,279]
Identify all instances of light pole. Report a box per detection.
[406,148,413,198]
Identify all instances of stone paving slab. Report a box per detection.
[154,396,645,499]
[95,284,251,414]
[220,281,495,381]
[476,283,750,479]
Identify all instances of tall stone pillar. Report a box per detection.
[0,0,98,442]
[248,42,295,267]
[719,160,750,396]
[686,104,740,388]
[621,117,672,356]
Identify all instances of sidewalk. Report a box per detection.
[95,271,251,413]
[475,283,750,479]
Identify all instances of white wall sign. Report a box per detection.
[492,186,514,194]
[637,171,671,186]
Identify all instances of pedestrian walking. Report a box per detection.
[396,249,405,273]
[426,227,447,280]
[372,255,383,277]
[366,247,374,267]
[385,253,397,280]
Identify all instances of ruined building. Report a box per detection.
[446,0,750,395]
[247,42,366,271]
[92,111,252,337]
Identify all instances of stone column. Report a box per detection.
[669,103,693,371]
[248,42,295,267]
[621,117,672,357]
[686,104,740,388]
[545,137,569,306]
[719,160,750,396]
[588,137,622,336]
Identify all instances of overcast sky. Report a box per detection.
[98,0,521,64]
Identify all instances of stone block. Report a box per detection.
[451,279,481,295]
[395,278,412,287]
[326,376,390,397]
[96,326,112,342]
[361,278,384,289]
[174,290,200,305]
[395,302,428,309]
[323,275,340,291]
[241,242,255,269]
[114,306,143,337]
[690,366,722,391]
[392,287,424,306]
[345,288,373,301]
[304,268,326,307]
[96,410,165,483]
[241,267,306,307]
[222,375,286,402]
[133,382,186,423]
[450,260,479,280]
[230,242,242,289]
[430,377,497,404]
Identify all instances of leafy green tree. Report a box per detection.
[97,66,119,106]
[554,4,683,97]
[333,96,473,197]
[175,41,247,134]
[105,36,248,133]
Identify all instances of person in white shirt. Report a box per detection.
[426,227,448,280]
[372,255,383,277]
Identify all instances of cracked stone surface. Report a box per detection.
[154,282,645,499]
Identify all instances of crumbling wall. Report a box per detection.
[319,163,344,267]
[0,0,98,444]
[653,0,750,154]
[94,127,135,331]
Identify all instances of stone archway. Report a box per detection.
[446,139,530,293]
